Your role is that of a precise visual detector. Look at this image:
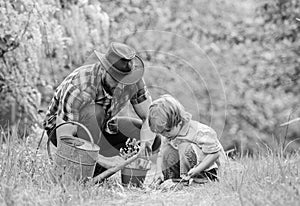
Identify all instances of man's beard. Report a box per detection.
[102,74,116,96]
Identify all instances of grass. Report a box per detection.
[0,127,299,206]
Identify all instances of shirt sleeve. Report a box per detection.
[130,78,150,105]
[194,128,221,154]
[57,85,95,122]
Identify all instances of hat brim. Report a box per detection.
[94,50,145,85]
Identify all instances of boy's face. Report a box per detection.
[160,123,182,140]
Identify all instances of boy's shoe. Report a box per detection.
[159,179,184,191]
[171,178,190,186]
[190,177,209,184]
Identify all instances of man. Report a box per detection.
[43,42,160,176]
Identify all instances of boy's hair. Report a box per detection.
[148,94,191,133]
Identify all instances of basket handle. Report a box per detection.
[47,121,95,162]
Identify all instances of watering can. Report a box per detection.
[47,121,100,181]
[47,121,143,183]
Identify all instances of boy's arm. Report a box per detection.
[187,151,220,177]
[186,127,222,177]
[154,150,164,183]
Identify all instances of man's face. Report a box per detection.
[103,72,124,95]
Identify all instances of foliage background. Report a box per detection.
[0,0,299,154]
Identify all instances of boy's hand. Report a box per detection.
[187,167,200,178]
[187,152,220,178]
[154,170,164,185]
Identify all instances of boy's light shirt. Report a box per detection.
[164,119,225,171]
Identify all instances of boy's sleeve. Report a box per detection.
[194,128,221,154]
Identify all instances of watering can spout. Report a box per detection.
[93,147,147,184]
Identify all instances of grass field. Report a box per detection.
[0,128,299,206]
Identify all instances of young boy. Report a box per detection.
[148,94,225,183]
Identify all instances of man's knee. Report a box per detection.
[79,104,105,126]
[77,104,106,144]
[116,117,142,140]
[47,129,57,147]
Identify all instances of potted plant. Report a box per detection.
[120,138,151,187]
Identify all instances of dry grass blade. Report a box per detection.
[280,118,300,126]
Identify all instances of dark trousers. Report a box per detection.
[161,143,218,181]
[47,104,161,176]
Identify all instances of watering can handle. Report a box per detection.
[47,121,95,162]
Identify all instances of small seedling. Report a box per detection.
[119,138,141,160]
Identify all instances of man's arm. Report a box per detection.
[132,97,156,147]
[55,88,94,140]
[55,88,84,138]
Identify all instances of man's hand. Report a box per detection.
[97,155,126,169]
[137,142,152,169]
[138,142,152,158]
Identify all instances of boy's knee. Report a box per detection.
[178,142,197,165]
[161,144,179,165]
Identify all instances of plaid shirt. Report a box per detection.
[43,63,149,133]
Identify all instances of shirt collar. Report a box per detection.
[100,68,113,99]
[177,118,191,137]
